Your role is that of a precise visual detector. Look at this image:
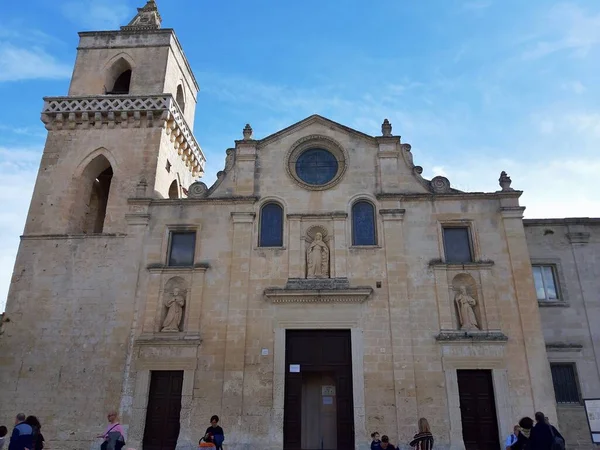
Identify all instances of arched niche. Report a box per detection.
[451,273,482,331]
[160,277,188,333]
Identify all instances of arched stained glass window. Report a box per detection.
[352,201,376,246]
[259,202,284,247]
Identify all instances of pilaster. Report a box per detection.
[380,209,418,441]
[500,206,558,423]
[233,138,257,196]
[222,212,255,425]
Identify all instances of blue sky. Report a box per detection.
[1,0,599,310]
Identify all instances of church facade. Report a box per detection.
[0,2,598,450]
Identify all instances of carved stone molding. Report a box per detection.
[41,94,205,176]
[567,232,590,244]
[546,343,583,352]
[264,278,373,304]
[146,263,209,274]
[435,330,508,343]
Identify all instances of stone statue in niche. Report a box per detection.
[161,287,186,332]
[455,286,480,331]
[306,232,330,279]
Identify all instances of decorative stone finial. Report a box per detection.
[121,0,162,31]
[243,124,253,140]
[382,119,392,137]
[499,171,513,191]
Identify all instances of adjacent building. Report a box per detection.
[0,2,597,450]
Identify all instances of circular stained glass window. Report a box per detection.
[295,148,339,186]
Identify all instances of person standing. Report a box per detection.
[203,415,224,450]
[409,418,434,450]
[510,417,533,450]
[0,426,8,450]
[505,424,520,449]
[96,411,125,450]
[529,412,564,450]
[8,413,32,450]
[24,417,43,450]
[370,431,382,450]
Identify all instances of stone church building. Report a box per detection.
[1,2,598,450]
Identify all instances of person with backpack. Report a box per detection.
[529,412,565,450]
[96,411,125,450]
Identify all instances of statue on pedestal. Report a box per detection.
[306,232,329,279]
[161,287,185,332]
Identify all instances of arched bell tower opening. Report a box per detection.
[72,154,114,234]
[106,57,132,95]
[176,84,185,113]
[168,179,179,199]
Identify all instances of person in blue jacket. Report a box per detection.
[8,414,33,450]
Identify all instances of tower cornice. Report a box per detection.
[41,94,205,177]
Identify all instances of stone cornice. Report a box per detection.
[141,196,259,205]
[41,94,205,176]
[264,287,373,304]
[376,191,523,201]
[429,260,495,270]
[287,212,348,220]
[379,209,406,221]
[546,343,583,352]
[523,218,600,226]
[146,262,209,273]
[436,330,508,343]
[21,233,127,241]
[567,232,591,244]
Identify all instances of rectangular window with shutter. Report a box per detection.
[550,363,581,404]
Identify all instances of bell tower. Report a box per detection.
[29,0,205,235]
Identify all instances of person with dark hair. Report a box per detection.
[529,412,564,450]
[380,435,397,450]
[203,415,224,450]
[8,413,32,450]
[0,426,8,450]
[510,417,533,450]
[24,417,43,450]
[370,431,382,450]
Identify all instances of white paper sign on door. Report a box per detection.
[585,399,600,443]
[289,364,300,373]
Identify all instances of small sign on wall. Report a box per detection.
[261,348,269,356]
[289,364,300,373]
[322,385,336,396]
[322,396,333,405]
[584,398,600,443]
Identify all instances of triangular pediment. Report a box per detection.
[258,114,377,147]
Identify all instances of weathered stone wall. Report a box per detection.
[525,219,600,449]
[0,235,142,450]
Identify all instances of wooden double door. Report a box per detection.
[457,370,501,450]
[143,371,183,450]
[284,330,354,450]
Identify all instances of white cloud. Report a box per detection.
[522,3,600,60]
[0,44,72,82]
[561,80,586,95]
[0,146,41,312]
[61,0,132,30]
